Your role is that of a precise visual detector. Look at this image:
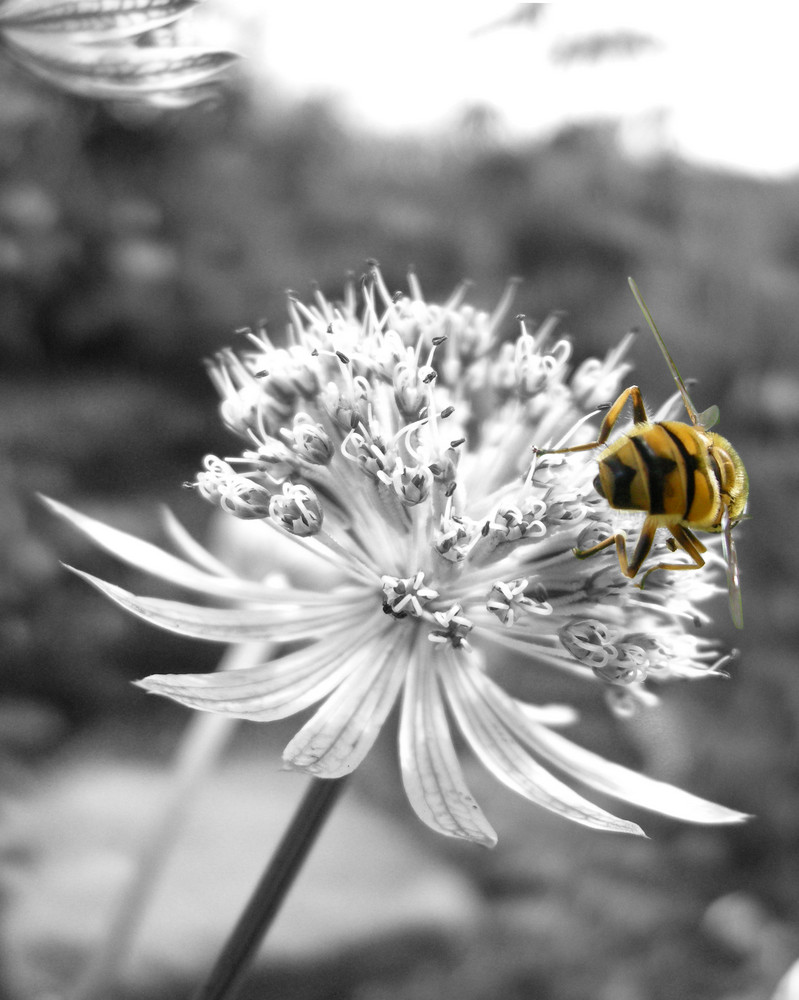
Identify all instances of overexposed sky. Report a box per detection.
[204,3,799,178]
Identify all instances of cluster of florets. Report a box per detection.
[194,266,728,714]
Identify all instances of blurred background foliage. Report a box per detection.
[1,23,799,1000]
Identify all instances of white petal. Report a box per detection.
[442,659,645,837]
[43,497,271,600]
[4,37,236,101]
[159,507,237,578]
[514,702,579,727]
[0,0,194,39]
[399,647,497,847]
[283,622,406,778]
[465,666,750,826]
[527,721,749,825]
[138,629,358,721]
[70,569,359,643]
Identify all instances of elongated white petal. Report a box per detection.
[514,702,579,727]
[122,82,220,109]
[71,569,362,643]
[159,507,238,579]
[141,626,354,694]
[0,0,195,38]
[139,630,359,721]
[463,665,749,825]
[533,725,750,825]
[399,647,497,847]
[43,496,273,599]
[3,36,236,101]
[443,659,645,836]
[283,621,406,778]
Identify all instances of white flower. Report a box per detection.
[0,0,237,108]
[46,266,748,847]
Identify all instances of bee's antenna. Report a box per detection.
[627,277,719,430]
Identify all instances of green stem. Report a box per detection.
[191,775,350,1000]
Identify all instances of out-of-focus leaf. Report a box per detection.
[551,31,660,64]
[0,0,196,40]
[470,4,546,37]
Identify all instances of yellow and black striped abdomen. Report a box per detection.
[595,421,718,523]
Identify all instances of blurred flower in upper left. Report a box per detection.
[0,0,237,107]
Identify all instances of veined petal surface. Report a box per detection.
[443,659,645,836]
[283,621,407,778]
[44,497,281,600]
[139,629,362,721]
[460,659,749,825]
[399,647,497,847]
[71,569,363,643]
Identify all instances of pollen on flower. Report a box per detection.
[428,603,474,650]
[55,264,749,847]
[382,573,439,618]
[268,483,323,536]
[487,578,552,626]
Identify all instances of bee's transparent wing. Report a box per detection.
[697,403,720,430]
[628,277,719,430]
[721,507,744,629]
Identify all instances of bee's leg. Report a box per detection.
[639,522,706,588]
[573,534,618,559]
[574,522,652,578]
[575,520,655,579]
[665,524,707,555]
[537,386,648,455]
[617,516,658,579]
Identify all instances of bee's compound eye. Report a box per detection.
[593,473,606,499]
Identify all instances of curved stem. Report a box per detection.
[191,775,350,1000]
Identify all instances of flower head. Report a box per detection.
[48,266,747,846]
[0,0,237,108]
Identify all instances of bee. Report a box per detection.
[537,278,748,628]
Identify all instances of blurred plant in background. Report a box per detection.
[0,0,237,108]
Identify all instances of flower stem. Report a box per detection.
[191,775,350,1000]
